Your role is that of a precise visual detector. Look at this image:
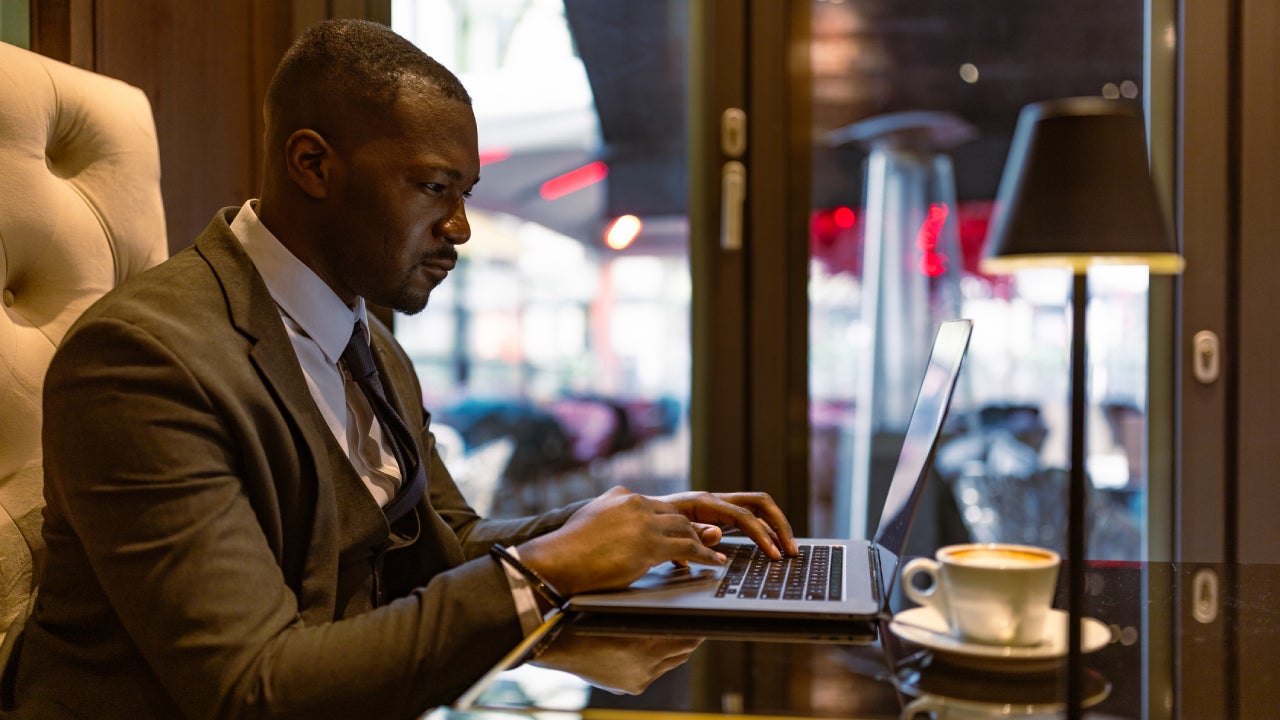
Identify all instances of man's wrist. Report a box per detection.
[490,544,568,609]
[511,537,578,599]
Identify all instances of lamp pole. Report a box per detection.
[1067,271,1088,720]
[979,96,1183,719]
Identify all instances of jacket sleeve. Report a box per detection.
[425,444,590,559]
[40,317,525,720]
[367,314,590,560]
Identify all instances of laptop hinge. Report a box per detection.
[869,544,884,609]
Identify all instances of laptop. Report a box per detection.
[567,318,973,623]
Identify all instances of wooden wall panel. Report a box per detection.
[31,0,390,255]
[250,1,297,213]
[1236,0,1280,710]
[95,0,258,252]
[1236,0,1280,565]
[1174,1,1234,710]
[30,0,93,67]
[688,0,748,498]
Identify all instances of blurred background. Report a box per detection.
[390,0,1153,562]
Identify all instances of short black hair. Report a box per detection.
[265,18,470,129]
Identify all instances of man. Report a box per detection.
[6,18,796,720]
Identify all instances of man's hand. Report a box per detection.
[532,632,703,695]
[517,487,728,598]
[653,490,799,560]
[516,487,797,598]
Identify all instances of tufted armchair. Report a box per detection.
[0,42,167,647]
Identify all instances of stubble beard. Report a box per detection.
[384,262,444,316]
[386,278,433,316]
[391,248,458,315]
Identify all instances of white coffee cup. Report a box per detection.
[901,543,1060,647]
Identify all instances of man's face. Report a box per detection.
[323,88,480,314]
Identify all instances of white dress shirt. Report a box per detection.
[229,200,542,633]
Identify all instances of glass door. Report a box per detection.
[805,0,1161,563]
[390,0,1173,570]
[803,3,1177,716]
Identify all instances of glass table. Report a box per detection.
[426,561,1278,719]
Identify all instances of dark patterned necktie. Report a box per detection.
[341,320,426,524]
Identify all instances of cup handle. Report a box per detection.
[901,557,947,615]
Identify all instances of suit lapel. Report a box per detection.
[193,211,394,616]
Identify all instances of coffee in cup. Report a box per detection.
[901,543,1060,647]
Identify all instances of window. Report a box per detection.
[806,0,1155,560]
[393,0,692,517]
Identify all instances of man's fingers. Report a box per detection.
[692,522,722,547]
[723,492,799,556]
[737,513,784,559]
[650,516,726,565]
[668,535,726,566]
[707,500,783,559]
[672,497,778,557]
[669,492,797,558]
[643,496,684,516]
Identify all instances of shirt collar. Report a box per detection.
[229,199,368,364]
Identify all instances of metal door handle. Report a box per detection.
[1192,567,1219,624]
[720,160,745,251]
[1192,330,1221,384]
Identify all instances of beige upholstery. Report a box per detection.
[0,42,167,644]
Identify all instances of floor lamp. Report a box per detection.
[979,97,1183,718]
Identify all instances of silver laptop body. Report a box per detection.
[567,319,973,622]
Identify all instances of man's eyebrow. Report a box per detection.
[413,164,480,187]
[423,164,460,179]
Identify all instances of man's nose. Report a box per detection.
[440,200,470,245]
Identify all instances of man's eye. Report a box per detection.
[421,183,445,194]
[462,191,473,200]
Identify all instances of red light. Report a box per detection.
[916,203,950,277]
[478,147,512,166]
[539,161,609,201]
[919,252,949,277]
[810,206,862,276]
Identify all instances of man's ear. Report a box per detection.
[285,129,334,199]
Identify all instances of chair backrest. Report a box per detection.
[0,42,167,645]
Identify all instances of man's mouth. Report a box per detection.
[419,250,458,276]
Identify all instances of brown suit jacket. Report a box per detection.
[9,209,581,719]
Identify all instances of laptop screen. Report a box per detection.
[870,319,972,597]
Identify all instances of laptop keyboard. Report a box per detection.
[712,543,844,601]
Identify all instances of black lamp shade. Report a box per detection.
[982,97,1183,274]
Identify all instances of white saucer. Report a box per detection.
[889,606,1112,672]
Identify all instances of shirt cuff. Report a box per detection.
[501,546,546,636]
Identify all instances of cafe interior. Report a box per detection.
[0,0,1276,718]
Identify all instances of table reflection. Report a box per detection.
[897,664,1110,719]
[436,562,1280,720]
[532,626,704,696]
[442,614,1109,719]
